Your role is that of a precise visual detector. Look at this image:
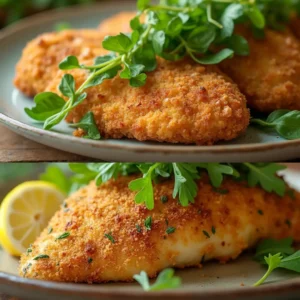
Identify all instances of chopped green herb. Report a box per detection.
[212,226,216,235]
[23,263,32,275]
[104,232,115,244]
[33,254,49,260]
[136,224,142,233]
[56,232,70,241]
[258,209,264,215]
[88,258,93,264]
[203,230,210,239]
[161,195,168,203]
[134,268,181,291]
[48,227,53,234]
[287,189,296,200]
[212,187,229,194]
[166,227,176,235]
[285,219,291,228]
[145,216,152,231]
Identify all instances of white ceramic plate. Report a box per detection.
[1,167,300,300]
[0,2,300,162]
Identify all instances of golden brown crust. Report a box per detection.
[14,30,106,97]
[19,175,300,283]
[45,58,249,145]
[220,26,300,112]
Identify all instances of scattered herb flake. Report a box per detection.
[88,258,93,264]
[166,227,176,235]
[48,227,53,234]
[161,195,168,204]
[33,254,49,260]
[56,232,70,241]
[212,226,216,234]
[258,209,264,215]
[145,216,152,231]
[104,232,115,244]
[203,230,210,239]
[136,224,142,233]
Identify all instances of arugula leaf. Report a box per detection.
[172,163,199,206]
[197,163,236,187]
[134,269,181,291]
[244,163,286,196]
[255,238,295,262]
[25,92,66,121]
[70,112,101,140]
[251,110,300,140]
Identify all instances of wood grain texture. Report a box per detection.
[0,125,92,162]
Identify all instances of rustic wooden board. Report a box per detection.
[0,125,91,162]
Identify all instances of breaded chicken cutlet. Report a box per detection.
[20,174,300,283]
[14,30,106,97]
[99,13,300,113]
[220,26,300,112]
[46,58,249,145]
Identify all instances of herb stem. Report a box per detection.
[253,264,273,286]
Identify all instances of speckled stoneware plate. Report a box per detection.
[0,1,300,162]
[1,167,300,300]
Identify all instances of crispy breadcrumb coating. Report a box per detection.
[19,175,300,283]
[99,13,300,113]
[98,12,138,35]
[45,58,249,145]
[220,26,300,112]
[14,30,106,97]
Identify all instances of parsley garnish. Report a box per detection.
[88,258,93,264]
[161,195,168,204]
[211,226,216,235]
[134,268,181,291]
[145,216,152,231]
[136,224,142,233]
[48,227,53,234]
[257,209,264,215]
[104,232,115,244]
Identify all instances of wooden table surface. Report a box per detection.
[0,125,91,162]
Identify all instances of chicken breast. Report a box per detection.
[99,13,300,113]
[98,12,137,35]
[220,26,300,112]
[19,175,300,283]
[14,30,106,97]
[45,58,249,145]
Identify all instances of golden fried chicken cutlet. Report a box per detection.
[14,30,107,97]
[98,12,137,35]
[20,175,300,283]
[45,58,249,145]
[99,13,300,113]
[220,26,300,112]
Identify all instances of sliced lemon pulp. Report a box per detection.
[0,181,65,256]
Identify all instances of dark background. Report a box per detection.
[0,0,99,28]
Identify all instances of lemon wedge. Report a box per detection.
[0,181,65,256]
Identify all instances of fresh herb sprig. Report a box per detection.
[254,238,300,286]
[251,110,300,140]
[66,163,288,210]
[134,268,181,291]
[25,0,300,133]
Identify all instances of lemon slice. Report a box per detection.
[0,181,65,256]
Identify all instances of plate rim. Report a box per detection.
[0,3,300,156]
[1,271,300,299]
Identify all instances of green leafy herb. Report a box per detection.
[55,22,72,32]
[144,216,152,231]
[33,254,49,260]
[56,232,70,241]
[254,237,294,263]
[70,112,101,140]
[251,110,300,140]
[160,195,168,204]
[25,1,300,135]
[136,224,142,233]
[134,268,181,291]
[104,232,115,244]
[243,163,286,196]
[166,227,176,235]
